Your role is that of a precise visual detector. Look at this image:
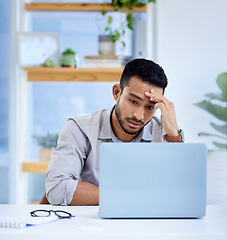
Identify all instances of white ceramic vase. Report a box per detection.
[98,35,115,55]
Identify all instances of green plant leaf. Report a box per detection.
[112,0,118,5]
[217,73,227,100]
[213,141,227,149]
[33,133,59,149]
[194,100,227,121]
[195,72,227,150]
[101,9,106,16]
[108,16,112,25]
[105,26,110,31]
[41,58,56,67]
[120,0,130,7]
[198,132,226,139]
[62,48,75,55]
[114,32,120,41]
[210,122,227,135]
[126,12,134,30]
[205,93,226,101]
[112,0,119,10]
[100,0,154,46]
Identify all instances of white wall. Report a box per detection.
[156,0,227,149]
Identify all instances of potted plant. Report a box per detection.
[33,133,59,162]
[194,72,227,204]
[194,73,227,149]
[61,48,77,67]
[97,10,124,55]
[98,34,117,56]
[98,0,155,54]
[41,58,56,67]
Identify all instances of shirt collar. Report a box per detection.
[138,123,153,142]
[98,107,115,141]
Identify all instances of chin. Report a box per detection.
[123,126,143,135]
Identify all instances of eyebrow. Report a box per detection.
[129,93,157,104]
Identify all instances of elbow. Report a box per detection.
[46,190,65,206]
[46,177,78,206]
[45,177,67,205]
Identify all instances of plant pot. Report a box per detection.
[207,150,227,204]
[61,54,76,67]
[98,35,115,56]
[39,148,52,162]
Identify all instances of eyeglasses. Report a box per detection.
[30,210,75,219]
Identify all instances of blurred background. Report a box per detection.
[0,0,226,204]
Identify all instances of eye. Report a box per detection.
[147,105,155,110]
[129,99,138,104]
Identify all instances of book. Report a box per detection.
[0,215,58,229]
[83,55,131,68]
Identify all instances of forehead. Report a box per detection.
[123,76,163,95]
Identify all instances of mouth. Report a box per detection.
[127,119,143,129]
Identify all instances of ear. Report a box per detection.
[112,84,121,101]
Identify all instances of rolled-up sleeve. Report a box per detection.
[45,119,90,205]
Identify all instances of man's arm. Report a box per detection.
[46,120,94,206]
[70,181,99,206]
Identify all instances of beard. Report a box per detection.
[114,101,145,135]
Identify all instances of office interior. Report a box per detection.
[0,0,226,205]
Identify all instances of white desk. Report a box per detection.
[0,204,227,240]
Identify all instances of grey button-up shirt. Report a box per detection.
[46,107,165,205]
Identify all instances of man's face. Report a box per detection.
[113,76,163,138]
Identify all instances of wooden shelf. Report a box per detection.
[22,162,49,174]
[24,67,123,82]
[25,2,147,12]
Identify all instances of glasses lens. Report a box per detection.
[54,210,72,218]
[32,210,50,217]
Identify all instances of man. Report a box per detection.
[45,58,183,206]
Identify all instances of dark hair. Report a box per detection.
[119,58,168,93]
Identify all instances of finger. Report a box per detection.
[155,101,176,117]
[152,91,174,110]
[154,102,165,112]
[145,90,171,109]
[155,102,174,118]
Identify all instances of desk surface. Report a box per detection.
[0,204,227,240]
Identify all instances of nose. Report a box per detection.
[133,107,144,121]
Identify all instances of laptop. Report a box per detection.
[99,143,207,219]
